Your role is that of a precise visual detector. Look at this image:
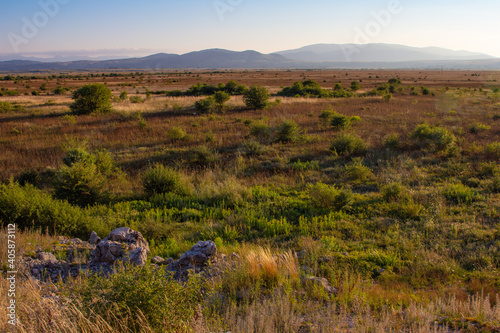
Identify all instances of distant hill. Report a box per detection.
[0,49,295,72]
[0,45,499,72]
[273,43,495,62]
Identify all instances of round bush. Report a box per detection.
[243,85,270,110]
[141,164,188,196]
[70,84,112,115]
[330,133,366,155]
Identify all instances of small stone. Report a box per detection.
[37,252,57,261]
[151,256,165,264]
[89,231,101,245]
[302,276,337,295]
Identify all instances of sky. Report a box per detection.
[0,0,499,60]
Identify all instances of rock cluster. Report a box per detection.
[24,238,94,281]
[24,227,150,281]
[91,227,150,266]
[151,240,218,280]
[23,228,220,282]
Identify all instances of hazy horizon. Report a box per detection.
[1,0,499,60]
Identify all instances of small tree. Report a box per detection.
[70,84,112,115]
[243,85,270,110]
[351,81,361,92]
[194,97,214,114]
[213,91,231,111]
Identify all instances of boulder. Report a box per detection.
[91,227,149,266]
[302,276,338,295]
[178,241,217,267]
[127,247,148,266]
[37,252,57,261]
[89,231,101,245]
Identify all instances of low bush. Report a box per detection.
[410,123,455,151]
[383,133,401,149]
[309,182,353,211]
[345,158,375,183]
[249,122,274,143]
[275,120,300,143]
[243,85,270,110]
[194,97,214,113]
[240,139,267,156]
[443,183,482,205]
[0,101,12,113]
[330,133,366,155]
[54,161,107,207]
[129,96,145,103]
[65,264,204,331]
[167,127,187,141]
[141,164,190,196]
[0,182,89,236]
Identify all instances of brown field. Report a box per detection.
[1,69,499,182]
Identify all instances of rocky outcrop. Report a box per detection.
[166,241,217,280]
[91,227,150,266]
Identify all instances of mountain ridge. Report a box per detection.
[0,44,499,72]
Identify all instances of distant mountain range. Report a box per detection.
[1,44,499,71]
[273,43,494,62]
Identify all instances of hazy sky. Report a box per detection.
[1,0,499,59]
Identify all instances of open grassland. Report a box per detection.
[1,70,500,332]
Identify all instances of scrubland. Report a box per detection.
[1,69,500,332]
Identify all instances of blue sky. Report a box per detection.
[1,0,499,59]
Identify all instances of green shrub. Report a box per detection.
[275,120,300,143]
[421,86,432,95]
[188,146,220,167]
[54,86,68,95]
[469,123,491,134]
[243,85,270,110]
[141,164,189,196]
[410,123,455,151]
[213,91,231,110]
[16,169,41,187]
[330,113,352,130]
[119,91,128,101]
[0,101,12,113]
[167,127,187,141]
[383,133,400,149]
[319,108,334,126]
[485,142,500,158]
[351,81,361,92]
[65,264,204,331]
[54,161,107,207]
[381,183,404,202]
[249,122,273,143]
[443,183,482,205]
[70,84,113,115]
[240,139,267,156]
[309,182,353,211]
[0,182,89,236]
[129,96,145,103]
[63,148,93,166]
[345,158,375,183]
[194,97,214,113]
[330,133,365,155]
